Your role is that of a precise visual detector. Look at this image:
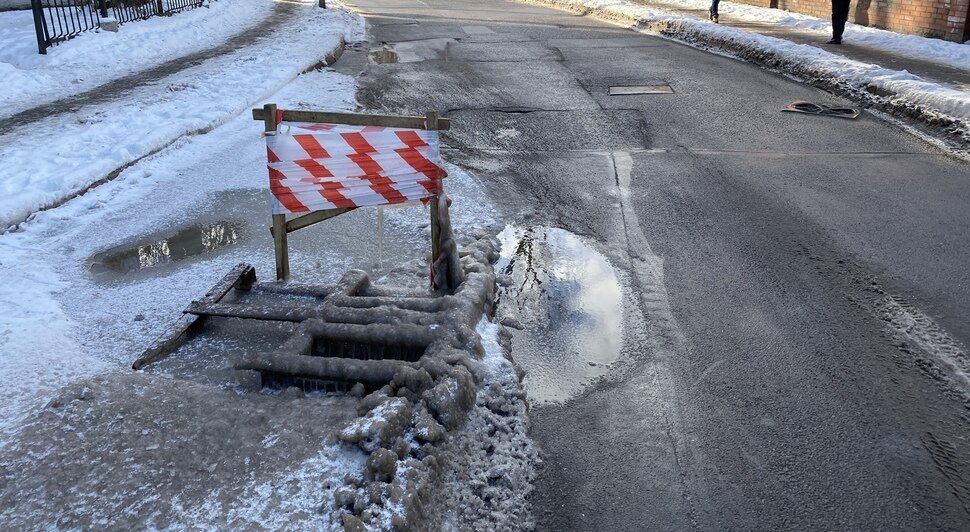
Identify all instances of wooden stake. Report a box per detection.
[427,111,441,276]
[264,103,290,281]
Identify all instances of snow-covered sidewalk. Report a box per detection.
[522,0,970,151]
[0,0,280,118]
[0,2,362,229]
[636,0,970,71]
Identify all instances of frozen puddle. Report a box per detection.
[496,225,622,403]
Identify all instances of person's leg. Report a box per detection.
[710,0,720,21]
[833,0,850,40]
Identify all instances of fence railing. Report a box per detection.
[30,0,207,55]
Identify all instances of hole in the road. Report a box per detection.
[496,225,623,404]
[371,49,400,64]
[609,84,674,95]
[89,221,243,275]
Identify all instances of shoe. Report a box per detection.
[713,14,719,23]
[826,37,842,44]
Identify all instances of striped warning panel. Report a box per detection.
[265,122,447,214]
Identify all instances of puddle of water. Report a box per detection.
[371,49,400,64]
[496,225,623,404]
[89,220,243,276]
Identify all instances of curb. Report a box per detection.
[522,0,970,155]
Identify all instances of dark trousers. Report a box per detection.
[832,0,851,39]
[710,0,720,15]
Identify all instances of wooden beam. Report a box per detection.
[252,108,451,131]
[132,264,255,370]
[186,301,320,322]
[285,207,355,234]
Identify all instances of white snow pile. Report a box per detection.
[522,0,970,146]
[0,0,273,116]
[0,1,365,229]
[646,0,970,70]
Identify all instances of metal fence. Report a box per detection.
[30,0,207,55]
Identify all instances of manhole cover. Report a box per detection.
[609,85,673,95]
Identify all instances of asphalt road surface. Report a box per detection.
[339,0,970,529]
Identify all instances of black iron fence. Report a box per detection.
[30,0,207,55]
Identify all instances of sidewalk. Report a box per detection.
[0,2,296,133]
[633,0,970,91]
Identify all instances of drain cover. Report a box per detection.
[609,85,673,95]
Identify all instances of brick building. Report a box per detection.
[734,0,970,42]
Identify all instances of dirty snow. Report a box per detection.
[524,0,970,125]
[437,318,540,530]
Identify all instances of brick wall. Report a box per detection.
[731,0,970,42]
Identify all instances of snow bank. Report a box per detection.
[0,0,276,116]
[647,0,970,70]
[0,2,364,229]
[522,0,970,148]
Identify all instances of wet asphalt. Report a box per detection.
[340,0,970,529]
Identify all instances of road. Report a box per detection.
[339,0,970,529]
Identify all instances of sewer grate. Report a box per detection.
[609,85,673,96]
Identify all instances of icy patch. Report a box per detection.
[438,318,540,531]
[495,225,623,404]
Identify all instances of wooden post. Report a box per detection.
[264,103,290,281]
[426,111,441,275]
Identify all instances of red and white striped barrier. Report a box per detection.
[265,122,447,214]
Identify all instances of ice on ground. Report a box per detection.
[437,318,540,531]
[0,372,364,530]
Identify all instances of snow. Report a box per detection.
[0,0,278,116]
[0,1,364,229]
[524,0,970,126]
[647,0,970,69]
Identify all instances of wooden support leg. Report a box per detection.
[272,214,289,281]
[430,195,441,266]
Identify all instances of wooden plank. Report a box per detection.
[132,263,255,370]
[186,301,320,322]
[252,108,451,131]
[285,207,355,234]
